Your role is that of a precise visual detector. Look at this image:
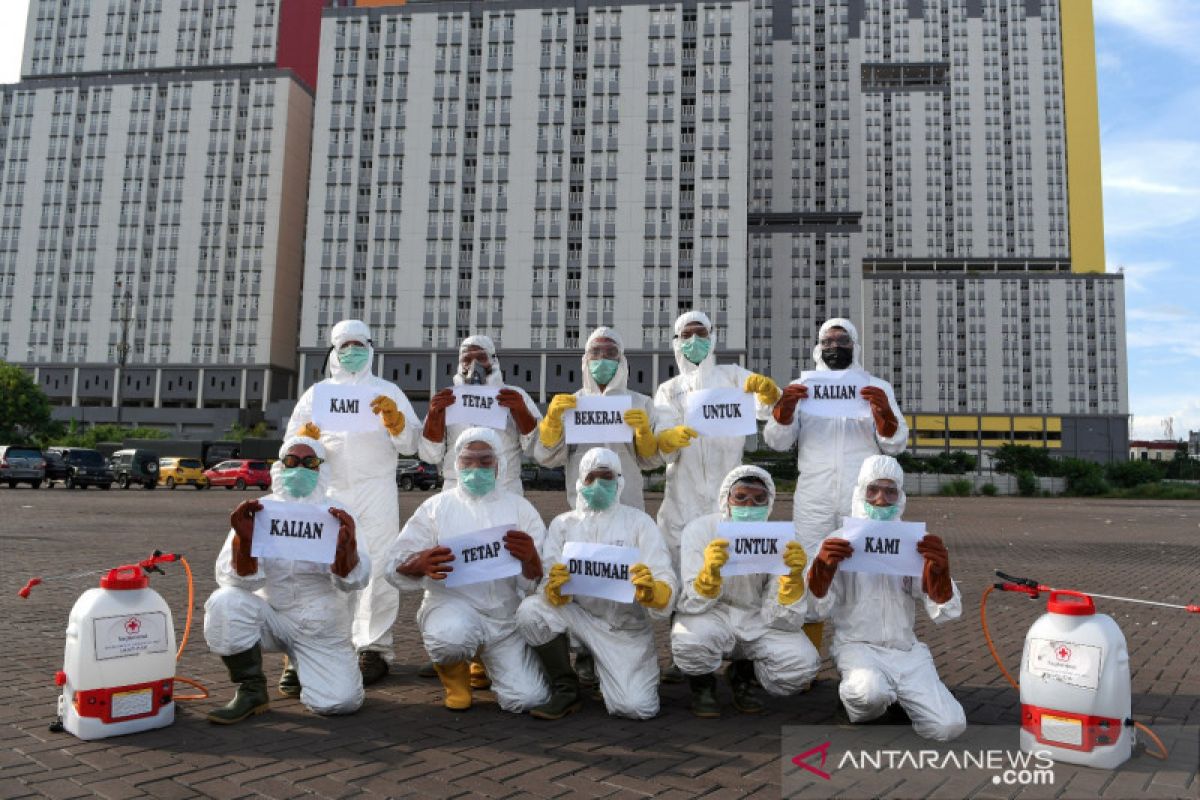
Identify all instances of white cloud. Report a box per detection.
[1102,139,1200,237]
[0,2,28,85]
[1094,0,1200,60]
[1108,259,1171,293]
[1129,396,1200,441]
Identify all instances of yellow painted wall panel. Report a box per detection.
[1061,0,1106,273]
[1013,417,1044,432]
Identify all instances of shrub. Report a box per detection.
[1016,470,1038,497]
[938,479,973,497]
[1105,460,1165,489]
[980,483,998,497]
[1060,457,1109,496]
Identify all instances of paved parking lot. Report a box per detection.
[0,486,1197,798]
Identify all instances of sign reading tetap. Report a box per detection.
[446,386,509,430]
[440,524,522,589]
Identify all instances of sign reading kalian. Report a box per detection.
[715,522,795,577]
[684,387,758,437]
[561,541,639,603]
[312,383,382,433]
[440,524,522,589]
[564,395,633,445]
[798,370,872,419]
[251,499,339,565]
[446,386,509,430]
[834,517,927,578]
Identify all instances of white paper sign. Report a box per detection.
[834,517,927,577]
[562,541,639,603]
[798,370,872,419]
[715,522,794,577]
[441,524,522,588]
[92,611,169,661]
[1026,638,1102,691]
[564,395,633,445]
[445,385,509,430]
[311,382,381,433]
[251,498,339,565]
[684,387,757,437]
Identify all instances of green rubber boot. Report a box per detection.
[574,651,597,689]
[688,673,721,719]
[207,644,270,724]
[278,655,301,698]
[529,634,582,721]
[725,659,765,714]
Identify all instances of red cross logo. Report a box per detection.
[124,617,141,635]
[1056,646,1071,661]
[791,742,832,781]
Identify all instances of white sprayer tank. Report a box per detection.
[58,565,176,740]
[1019,589,1131,769]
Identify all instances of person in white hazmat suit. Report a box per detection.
[420,334,541,495]
[671,466,820,718]
[516,447,676,721]
[286,319,421,685]
[762,318,907,651]
[387,427,550,713]
[204,436,370,724]
[807,455,966,741]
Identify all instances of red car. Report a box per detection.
[204,459,272,491]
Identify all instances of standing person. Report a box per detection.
[807,456,966,741]
[286,319,421,686]
[762,317,907,649]
[516,448,675,720]
[387,428,550,713]
[203,436,369,723]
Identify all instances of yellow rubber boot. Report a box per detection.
[434,661,472,711]
[469,658,491,690]
[802,622,824,652]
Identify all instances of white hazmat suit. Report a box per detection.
[387,428,550,713]
[517,448,676,719]
[671,466,821,695]
[204,436,371,715]
[285,319,421,662]
[809,455,966,741]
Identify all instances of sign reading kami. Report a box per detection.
[799,370,872,419]
[251,498,339,565]
[311,383,382,433]
[715,522,794,577]
[446,385,509,430]
[440,524,522,588]
[562,541,639,603]
[835,517,926,577]
[564,395,633,445]
[685,387,757,437]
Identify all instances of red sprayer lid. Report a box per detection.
[99,565,149,591]
[1046,589,1095,616]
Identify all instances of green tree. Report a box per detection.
[993,444,1059,476]
[225,421,270,441]
[1105,459,1166,489]
[50,422,167,449]
[0,361,56,444]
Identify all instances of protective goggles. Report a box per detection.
[865,483,900,502]
[819,335,853,348]
[728,486,770,506]
[281,454,324,470]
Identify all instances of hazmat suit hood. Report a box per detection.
[672,310,718,388]
[269,435,332,504]
[572,447,626,514]
[717,465,777,519]
[811,318,864,372]
[850,455,907,518]
[327,319,376,385]
[453,334,506,387]
[451,426,507,500]
[581,326,630,395]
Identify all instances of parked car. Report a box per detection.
[204,459,271,491]
[42,449,70,485]
[47,447,114,490]
[520,463,566,491]
[396,459,441,491]
[0,445,46,488]
[203,442,242,470]
[109,449,160,490]
[158,457,209,490]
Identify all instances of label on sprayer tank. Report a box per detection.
[92,612,169,661]
[1027,638,1102,690]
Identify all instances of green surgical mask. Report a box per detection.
[580,478,619,511]
[863,501,900,521]
[338,345,371,373]
[459,467,496,497]
[588,359,619,386]
[729,505,770,522]
[680,336,711,365]
[279,467,320,499]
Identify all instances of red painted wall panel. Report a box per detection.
[276,0,326,91]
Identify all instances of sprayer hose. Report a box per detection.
[171,557,209,701]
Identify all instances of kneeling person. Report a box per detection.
[387,427,549,713]
[807,455,966,741]
[204,436,369,723]
[671,466,820,718]
[517,448,676,720]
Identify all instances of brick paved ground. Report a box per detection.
[0,487,1197,798]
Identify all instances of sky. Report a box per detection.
[0,1,1195,440]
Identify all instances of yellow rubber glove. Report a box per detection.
[297,421,322,440]
[539,394,577,448]
[777,541,808,606]
[544,563,572,607]
[744,373,782,407]
[371,395,405,436]
[630,563,672,610]
[657,425,699,455]
[693,538,728,599]
[624,409,657,459]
